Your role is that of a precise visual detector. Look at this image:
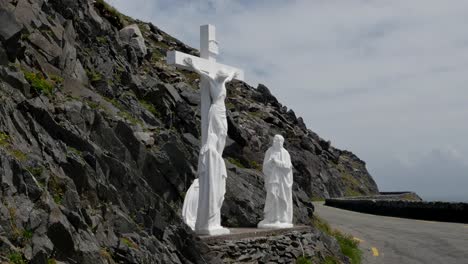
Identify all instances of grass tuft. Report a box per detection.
[22,229,33,240]
[8,251,26,264]
[0,131,9,146]
[312,216,362,264]
[120,237,138,249]
[322,256,341,264]
[27,166,44,178]
[23,71,54,95]
[10,149,27,161]
[96,36,108,44]
[249,160,261,171]
[296,256,313,264]
[0,132,28,161]
[48,176,65,205]
[139,100,161,118]
[94,0,126,29]
[227,157,245,168]
[86,69,102,82]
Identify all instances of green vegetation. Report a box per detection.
[48,259,57,264]
[50,74,64,85]
[8,206,22,242]
[48,176,65,204]
[108,65,125,86]
[85,99,101,110]
[226,101,236,110]
[151,49,165,62]
[94,0,126,29]
[21,32,30,40]
[22,229,33,240]
[0,132,28,161]
[104,97,143,126]
[10,149,27,161]
[296,256,313,264]
[23,71,54,95]
[96,36,108,44]
[0,131,9,146]
[249,160,261,171]
[139,100,161,118]
[180,70,199,86]
[322,256,341,264]
[119,110,142,126]
[227,157,245,168]
[312,216,362,264]
[86,69,102,82]
[311,196,325,202]
[8,251,26,264]
[401,193,420,201]
[248,110,265,119]
[333,162,363,197]
[68,146,82,156]
[120,237,138,249]
[27,166,44,178]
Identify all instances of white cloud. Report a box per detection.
[107,0,468,201]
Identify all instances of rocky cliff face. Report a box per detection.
[0,0,378,263]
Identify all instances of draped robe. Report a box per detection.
[261,146,293,224]
[194,134,228,233]
[182,179,199,230]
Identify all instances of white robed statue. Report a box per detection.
[181,179,199,230]
[194,133,228,234]
[176,25,242,236]
[181,57,237,235]
[258,135,294,229]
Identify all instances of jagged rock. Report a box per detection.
[28,32,62,59]
[255,83,280,107]
[119,24,147,58]
[134,131,155,146]
[0,65,30,96]
[0,44,7,65]
[0,0,379,263]
[0,3,23,41]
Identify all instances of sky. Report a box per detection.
[107,0,468,202]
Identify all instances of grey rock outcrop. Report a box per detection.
[119,24,147,58]
[0,0,379,262]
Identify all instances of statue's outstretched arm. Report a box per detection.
[184,58,211,80]
[226,71,239,82]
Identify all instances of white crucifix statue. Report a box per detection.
[168,25,244,235]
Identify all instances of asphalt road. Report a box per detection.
[313,202,468,264]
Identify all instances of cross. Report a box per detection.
[166,24,244,145]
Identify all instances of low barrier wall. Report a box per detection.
[342,192,422,201]
[325,198,468,223]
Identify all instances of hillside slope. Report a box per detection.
[0,0,378,263]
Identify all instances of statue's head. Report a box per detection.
[272,134,284,150]
[215,68,230,81]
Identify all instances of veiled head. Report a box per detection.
[272,134,284,149]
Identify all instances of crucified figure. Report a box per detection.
[184,57,238,155]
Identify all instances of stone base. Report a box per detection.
[196,227,230,236]
[202,226,347,263]
[257,222,293,229]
